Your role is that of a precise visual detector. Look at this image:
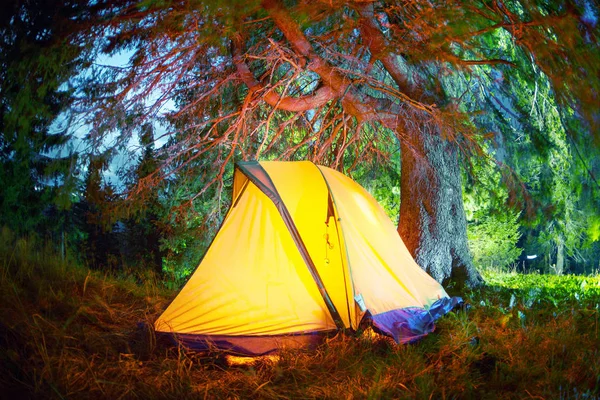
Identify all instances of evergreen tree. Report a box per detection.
[0,0,89,236]
[456,25,600,274]
[121,124,165,275]
[20,0,599,285]
[79,156,121,270]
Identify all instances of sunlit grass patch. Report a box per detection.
[481,269,600,307]
[227,354,280,366]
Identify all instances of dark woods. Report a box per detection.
[0,0,599,279]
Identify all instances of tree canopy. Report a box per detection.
[1,0,598,282]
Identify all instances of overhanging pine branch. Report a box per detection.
[232,35,337,112]
[261,0,400,128]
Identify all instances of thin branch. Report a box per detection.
[232,35,337,112]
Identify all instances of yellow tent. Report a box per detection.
[155,161,460,355]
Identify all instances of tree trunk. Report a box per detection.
[398,125,483,288]
[555,234,564,275]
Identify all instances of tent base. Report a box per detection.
[156,297,463,354]
[157,331,336,356]
[370,297,463,344]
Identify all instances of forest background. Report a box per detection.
[1,0,599,284]
[1,0,600,398]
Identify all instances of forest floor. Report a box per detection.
[1,233,599,399]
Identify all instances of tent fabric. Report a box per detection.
[244,161,346,328]
[171,332,328,356]
[259,161,353,329]
[154,180,336,336]
[369,296,463,344]
[316,166,450,313]
[155,160,460,354]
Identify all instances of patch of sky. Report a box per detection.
[581,0,598,27]
[48,46,177,190]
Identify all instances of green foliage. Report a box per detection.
[120,127,166,275]
[468,209,522,271]
[348,143,401,222]
[0,0,88,235]
[156,149,235,280]
[159,204,223,282]
[482,270,600,307]
[463,147,523,270]
[588,217,600,243]
[455,18,599,274]
[76,156,122,270]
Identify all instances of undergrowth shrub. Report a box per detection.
[468,209,522,271]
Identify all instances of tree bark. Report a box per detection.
[555,234,564,275]
[353,3,482,288]
[398,122,483,288]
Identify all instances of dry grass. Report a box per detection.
[1,230,599,399]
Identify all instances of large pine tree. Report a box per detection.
[25,0,599,286]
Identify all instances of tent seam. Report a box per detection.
[236,161,346,331]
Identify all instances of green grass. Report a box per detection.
[1,231,599,399]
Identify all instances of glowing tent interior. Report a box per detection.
[154,161,461,355]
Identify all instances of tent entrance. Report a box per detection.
[236,161,345,330]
